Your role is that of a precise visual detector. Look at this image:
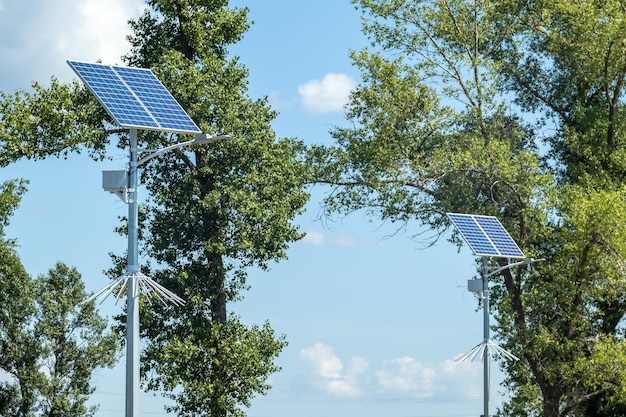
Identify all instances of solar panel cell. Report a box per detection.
[69,61,158,130]
[447,213,525,259]
[67,61,201,134]
[114,66,200,133]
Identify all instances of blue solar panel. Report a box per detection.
[67,61,201,134]
[447,213,525,259]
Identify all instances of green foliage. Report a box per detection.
[0,252,119,417]
[491,186,626,416]
[573,335,626,414]
[0,78,112,167]
[0,241,36,417]
[312,0,626,416]
[493,0,626,185]
[0,1,306,416]
[314,0,551,236]
[117,1,310,416]
[125,0,249,67]
[143,313,286,417]
[0,179,27,238]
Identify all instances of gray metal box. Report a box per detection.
[102,170,128,192]
[467,279,483,293]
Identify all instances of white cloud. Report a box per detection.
[300,343,369,397]
[441,358,483,399]
[301,343,344,379]
[0,0,145,91]
[332,234,357,246]
[69,0,144,64]
[302,230,326,246]
[375,356,483,400]
[298,344,484,401]
[301,230,361,247]
[298,73,356,115]
[376,357,438,398]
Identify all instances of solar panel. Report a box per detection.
[447,213,525,259]
[67,60,201,134]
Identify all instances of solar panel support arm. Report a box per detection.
[136,134,231,167]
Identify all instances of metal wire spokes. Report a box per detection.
[456,340,519,363]
[84,271,185,307]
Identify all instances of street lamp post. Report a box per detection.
[457,258,543,417]
[66,60,226,417]
[127,128,140,417]
[124,131,230,417]
[446,213,542,417]
[92,130,230,417]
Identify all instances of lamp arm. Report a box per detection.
[137,139,195,166]
[486,258,545,278]
[136,134,230,167]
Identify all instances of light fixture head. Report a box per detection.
[524,257,546,265]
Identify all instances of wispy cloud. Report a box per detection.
[0,0,145,90]
[302,230,326,246]
[441,358,484,399]
[68,0,146,64]
[302,230,359,246]
[301,230,361,247]
[298,73,356,115]
[300,343,369,397]
[299,343,483,400]
[376,356,437,398]
[332,234,357,246]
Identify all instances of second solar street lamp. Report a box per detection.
[447,213,541,417]
[69,60,229,417]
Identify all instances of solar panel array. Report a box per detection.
[67,60,201,134]
[447,213,525,259]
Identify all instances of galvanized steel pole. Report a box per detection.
[482,257,490,417]
[126,128,140,417]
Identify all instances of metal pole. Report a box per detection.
[126,129,140,417]
[482,257,490,417]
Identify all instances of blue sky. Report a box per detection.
[1,1,509,416]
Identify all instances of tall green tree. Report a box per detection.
[35,263,119,417]
[0,240,37,416]
[117,1,309,416]
[0,254,119,417]
[491,1,626,415]
[311,0,626,416]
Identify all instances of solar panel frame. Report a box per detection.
[447,213,525,259]
[67,60,201,135]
